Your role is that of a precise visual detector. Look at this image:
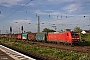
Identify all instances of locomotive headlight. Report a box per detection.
[76,38,80,39]
[72,38,75,39]
[72,38,80,39]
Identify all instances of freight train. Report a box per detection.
[0,30,80,45]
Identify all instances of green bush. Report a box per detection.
[79,55,90,60]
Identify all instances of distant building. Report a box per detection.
[81,30,90,34]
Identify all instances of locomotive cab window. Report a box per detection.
[75,34,79,36]
[71,33,79,36]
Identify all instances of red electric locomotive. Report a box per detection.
[47,30,80,45]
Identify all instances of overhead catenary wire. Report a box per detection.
[0,0,33,22]
[39,13,90,28]
[0,5,19,11]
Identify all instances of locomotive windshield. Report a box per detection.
[71,33,79,36]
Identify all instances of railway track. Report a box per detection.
[0,45,36,60]
[33,42,90,54]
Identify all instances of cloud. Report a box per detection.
[19,2,36,7]
[44,10,54,12]
[34,10,63,20]
[50,11,61,15]
[46,0,76,6]
[10,19,38,33]
[34,10,62,15]
[0,14,3,17]
[0,0,23,7]
[63,3,81,13]
[48,0,73,2]
[34,10,44,15]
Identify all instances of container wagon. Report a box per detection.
[17,34,22,40]
[12,34,18,39]
[28,33,36,41]
[35,32,47,41]
[22,33,28,40]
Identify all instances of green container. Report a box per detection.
[22,33,28,40]
[36,33,46,41]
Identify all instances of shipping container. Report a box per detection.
[0,34,9,38]
[36,33,47,41]
[22,33,28,40]
[28,33,36,41]
[12,34,18,39]
[17,34,22,40]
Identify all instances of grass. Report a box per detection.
[0,38,90,60]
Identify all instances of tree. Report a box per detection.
[26,31,32,33]
[58,29,64,32]
[42,28,56,32]
[74,26,82,33]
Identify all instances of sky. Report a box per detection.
[0,0,90,33]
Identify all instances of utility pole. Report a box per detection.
[10,26,12,35]
[21,26,23,33]
[9,26,12,41]
[0,30,1,34]
[38,16,40,32]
